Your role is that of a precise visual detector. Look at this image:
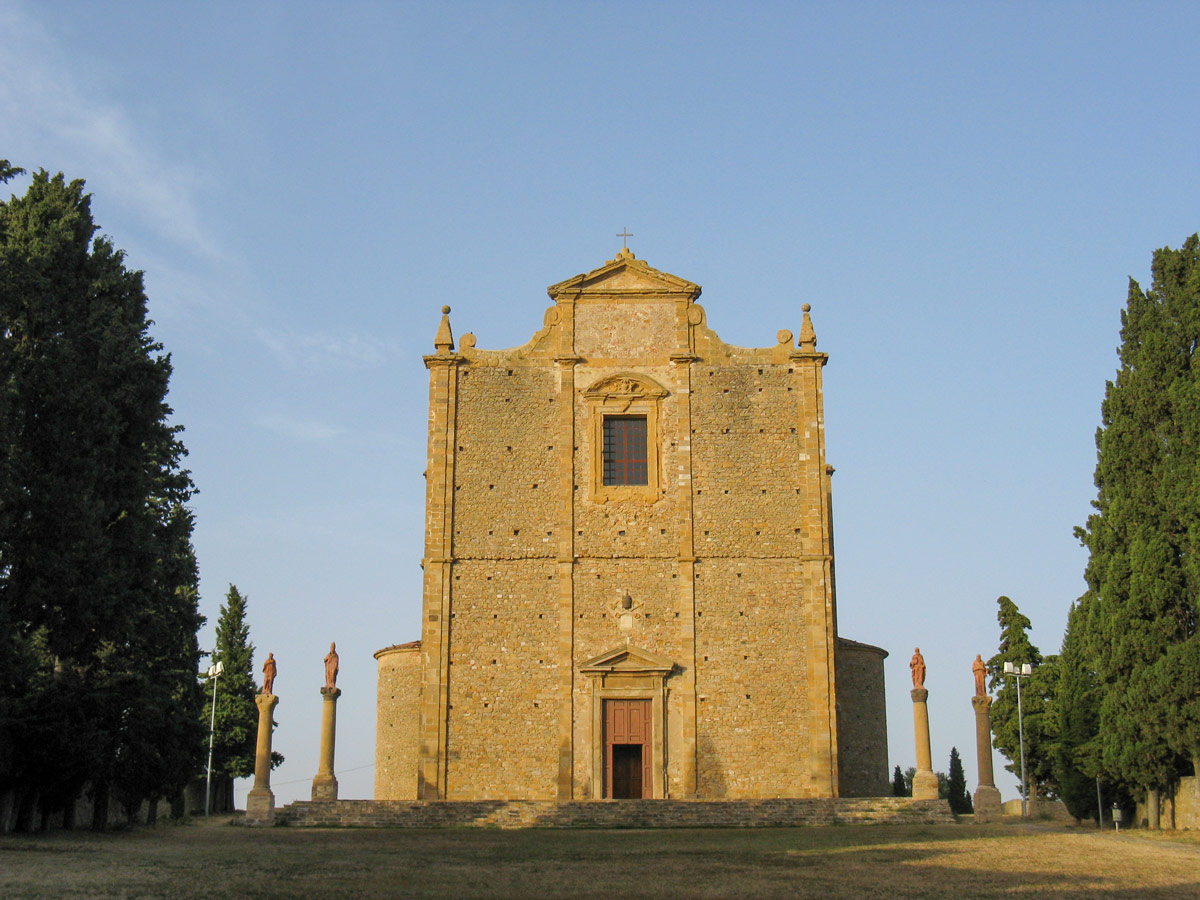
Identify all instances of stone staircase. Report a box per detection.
[275,797,954,828]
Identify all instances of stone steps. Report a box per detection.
[274,797,955,828]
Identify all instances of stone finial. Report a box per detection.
[434,305,454,352]
[798,303,817,351]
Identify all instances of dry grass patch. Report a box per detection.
[1,822,1198,899]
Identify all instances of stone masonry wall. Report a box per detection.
[442,362,560,799]
[835,638,889,797]
[690,363,824,557]
[374,643,420,800]
[445,560,559,799]
[452,364,559,560]
[279,797,955,828]
[1135,777,1200,829]
[688,360,831,797]
[694,559,812,797]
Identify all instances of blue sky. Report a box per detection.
[4,0,1198,806]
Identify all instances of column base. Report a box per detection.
[311,774,339,802]
[912,770,940,800]
[973,785,1003,821]
[245,786,275,825]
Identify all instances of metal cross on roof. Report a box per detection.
[616,227,633,249]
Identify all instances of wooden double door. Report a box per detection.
[604,699,653,799]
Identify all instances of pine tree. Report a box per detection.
[202,585,260,811]
[946,747,973,815]
[0,168,202,829]
[986,597,1058,798]
[1072,235,1200,827]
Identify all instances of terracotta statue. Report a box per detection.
[262,652,277,695]
[324,642,339,690]
[910,647,926,689]
[973,654,987,697]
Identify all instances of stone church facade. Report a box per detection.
[375,249,888,801]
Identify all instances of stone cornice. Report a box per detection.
[423,353,465,369]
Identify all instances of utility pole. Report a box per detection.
[204,660,224,815]
[1003,660,1032,817]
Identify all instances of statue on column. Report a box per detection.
[324,642,339,690]
[262,652,277,695]
[909,648,926,689]
[973,654,987,697]
[971,652,1002,818]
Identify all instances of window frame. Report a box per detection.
[602,414,649,487]
[584,374,666,504]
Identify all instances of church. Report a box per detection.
[374,248,888,801]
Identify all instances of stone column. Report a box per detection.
[911,688,939,800]
[972,695,1003,819]
[311,686,341,801]
[245,692,279,825]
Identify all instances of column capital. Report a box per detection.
[320,686,342,700]
[910,687,929,704]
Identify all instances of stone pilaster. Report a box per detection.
[671,350,698,798]
[554,347,580,799]
[418,333,461,800]
[910,688,939,800]
[793,327,838,797]
[246,692,279,825]
[971,695,1002,819]
[311,686,342,801]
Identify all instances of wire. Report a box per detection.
[233,761,376,792]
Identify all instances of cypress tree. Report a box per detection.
[892,764,907,797]
[986,597,1058,798]
[202,585,260,811]
[1072,234,1200,827]
[946,747,973,815]
[0,168,202,830]
[1053,601,1106,820]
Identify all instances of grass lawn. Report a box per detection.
[2,820,1198,899]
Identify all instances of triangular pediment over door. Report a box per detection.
[579,644,676,676]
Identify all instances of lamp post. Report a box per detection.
[203,660,224,816]
[1003,660,1032,817]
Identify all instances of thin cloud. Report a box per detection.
[254,327,388,370]
[0,4,220,261]
[254,412,344,443]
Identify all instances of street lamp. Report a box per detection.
[1003,660,1032,817]
[203,660,224,816]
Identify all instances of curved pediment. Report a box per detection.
[582,373,669,401]
[580,644,676,676]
